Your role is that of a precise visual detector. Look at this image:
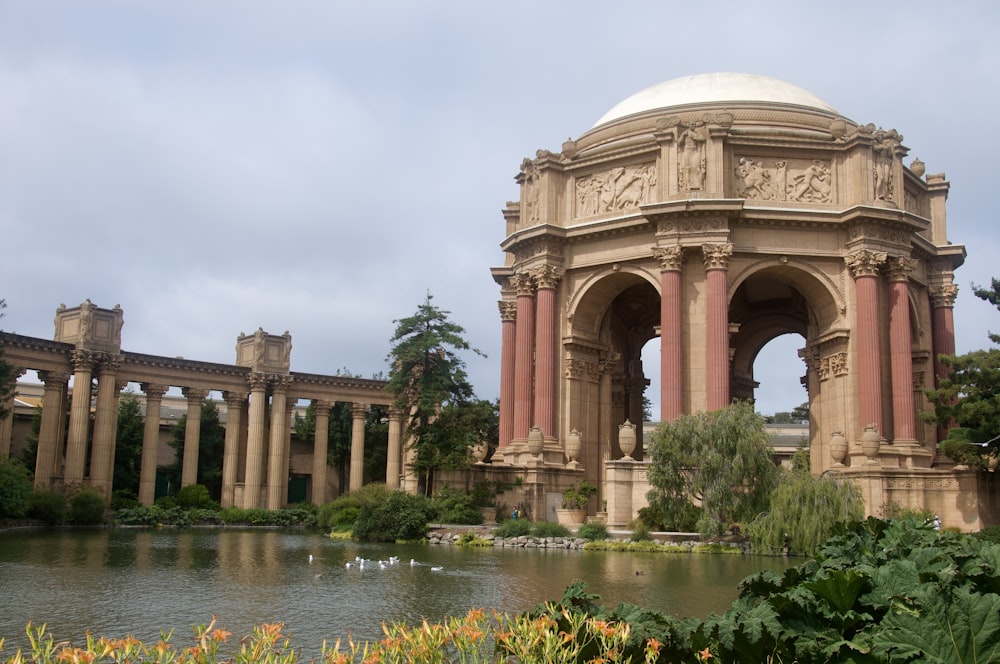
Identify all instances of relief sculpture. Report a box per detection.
[735,157,832,203]
[575,163,656,217]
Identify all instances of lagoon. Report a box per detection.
[0,528,791,653]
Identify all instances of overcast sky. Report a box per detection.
[2,1,998,418]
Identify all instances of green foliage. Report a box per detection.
[68,488,106,525]
[576,522,610,541]
[430,485,482,525]
[386,292,486,495]
[0,300,16,422]
[637,501,699,532]
[881,500,937,522]
[353,490,433,542]
[561,480,598,509]
[164,400,227,500]
[494,518,532,538]
[646,401,780,538]
[175,484,218,510]
[28,490,67,524]
[630,520,652,542]
[744,467,865,555]
[317,495,361,530]
[0,457,33,518]
[18,405,42,470]
[531,521,571,538]
[975,526,1000,545]
[112,391,145,498]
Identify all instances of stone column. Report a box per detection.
[180,387,208,487]
[265,377,290,510]
[243,373,269,509]
[349,402,367,492]
[221,390,247,508]
[532,266,562,441]
[385,406,403,489]
[511,273,535,444]
[35,370,69,488]
[887,257,918,444]
[847,249,888,436]
[311,400,331,503]
[282,397,294,502]
[0,371,21,458]
[654,246,684,421]
[930,282,959,441]
[703,244,733,411]
[497,300,517,450]
[64,349,96,484]
[138,383,167,505]
[89,356,123,499]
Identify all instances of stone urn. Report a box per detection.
[829,431,848,466]
[471,442,487,464]
[861,424,881,464]
[619,420,637,460]
[565,429,582,466]
[910,158,926,178]
[527,426,544,458]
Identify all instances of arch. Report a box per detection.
[567,265,660,340]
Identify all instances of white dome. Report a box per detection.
[593,73,838,128]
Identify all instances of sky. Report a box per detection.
[2,1,999,418]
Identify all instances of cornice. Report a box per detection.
[289,371,389,392]
[121,352,251,378]
[0,332,73,355]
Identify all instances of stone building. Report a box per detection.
[490,72,992,530]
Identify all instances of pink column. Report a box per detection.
[887,257,917,443]
[654,246,684,421]
[138,383,167,505]
[497,300,517,449]
[511,273,535,442]
[703,244,732,411]
[533,266,562,439]
[847,250,887,435]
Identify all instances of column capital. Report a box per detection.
[498,300,517,322]
[885,256,917,282]
[70,349,98,372]
[96,353,122,375]
[388,405,405,420]
[845,249,887,278]
[182,386,209,402]
[701,243,733,270]
[351,402,369,418]
[140,383,169,399]
[223,391,249,407]
[531,265,564,290]
[652,245,684,272]
[38,369,70,385]
[247,372,269,391]
[510,272,536,297]
[312,399,333,415]
[271,375,292,393]
[929,284,959,308]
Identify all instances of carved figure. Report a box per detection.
[678,126,706,191]
[789,160,832,202]
[575,163,656,216]
[521,158,541,223]
[873,130,895,201]
[735,158,775,200]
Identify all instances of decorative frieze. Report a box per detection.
[734,157,832,203]
[575,162,657,217]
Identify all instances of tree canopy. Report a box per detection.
[646,400,780,537]
[112,392,146,499]
[165,400,226,499]
[0,299,17,422]
[924,278,1000,466]
[386,292,485,494]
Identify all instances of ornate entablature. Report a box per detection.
[734,157,832,203]
[574,162,657,217]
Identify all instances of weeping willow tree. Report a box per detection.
[744,459,864,555]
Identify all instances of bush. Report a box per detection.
[630,520,652,541]
[494,518,532,538]
[577,522,610,541]
[531,522,571,538]
[0,457,33,518]
[69,488,107,525]
[175,484,218,510]
[431,486,483,525]
[354,491,433,542]
[317,494,362,530]
[29,490,67,524]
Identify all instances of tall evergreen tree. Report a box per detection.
[113,392,145,498]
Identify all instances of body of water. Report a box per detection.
[0,528,791,653]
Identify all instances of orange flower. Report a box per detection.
[698,646,714,661]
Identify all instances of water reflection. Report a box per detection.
[0,529,790,653]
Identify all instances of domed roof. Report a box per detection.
[592,73,838,128]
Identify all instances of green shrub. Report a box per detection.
[494,518,532,538]
[630,520,652,541]
[110,490,140,510]
[69,488,106,525]
[114,505,160,526]
[975,525,1000,545]
[431,486,483,525]
[155,495,178,509]
[318,494,362,530]
[354,490,433,542]
[175,484,218,510]
[531,521,571,538]
[0,457,33,518]
[28,490,67,524]
[576,522,610,541]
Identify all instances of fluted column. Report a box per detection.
[887,257,918,444]
[312,400,331,503]
[385,406,403,489]
[349,402,367,492]
[221,390,247,508]
[243,373,269,509]
[265,377,290,510]
[930,282,959,440]
[35,370,69,488]
[65,349,96,483]
[532,266,562,440]
[0,369,22,458]
[511,273,535,443]
[847,249,888,436]
[703,244,733,411]
[180,387,208,487]
[654,246,684,421]
[497,300,517,450]
[138,383,168,505]
[89,356,123,499]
